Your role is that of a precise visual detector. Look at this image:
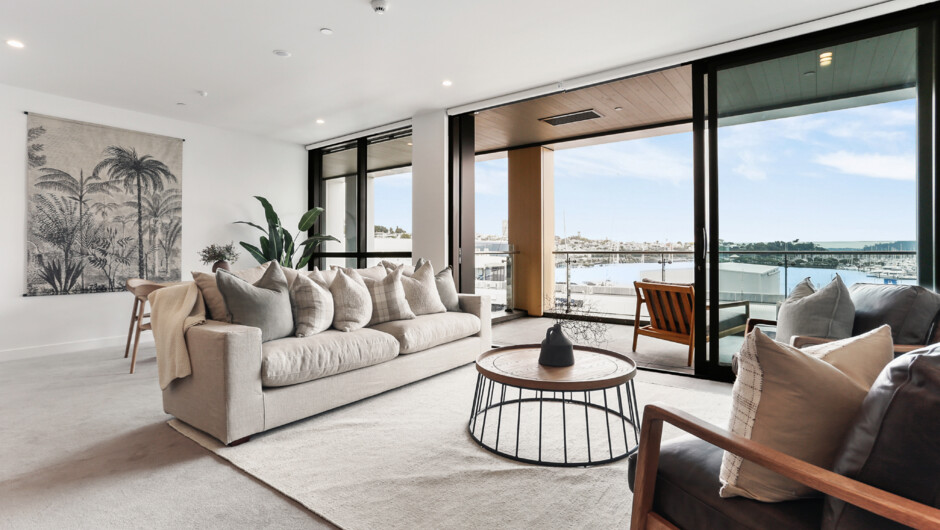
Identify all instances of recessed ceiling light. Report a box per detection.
[6,39,24,48]
[197,90,208,97]
[803,71,816,77]
[176,102,186,106]
[613,106,623,111]
[273,49,291,57]
[316,119,325,124]
[442,80,453,87]
[320,28,333,35]
[407,142,413,146]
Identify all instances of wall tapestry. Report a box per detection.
[24,113,183,296]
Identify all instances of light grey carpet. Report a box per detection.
[0,344,333,529]
[171,364,732,530]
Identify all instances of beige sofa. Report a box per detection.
[163,294,490,445]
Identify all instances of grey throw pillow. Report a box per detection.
[216,261,294,342]
[400,263,446,315]
[435,265,461,312]
[363,267,416,325]
[330,269,372,332]
[776,275,855,344]
[290,273,334,337]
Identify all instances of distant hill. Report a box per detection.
[814,241,915,251]
[860,241,916,252]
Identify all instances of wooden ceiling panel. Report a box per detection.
[474,65,693,153]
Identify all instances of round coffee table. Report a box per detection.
[468,344,640,467]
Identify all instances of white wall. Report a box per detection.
[410,110,449,271]
[0,83,306,359]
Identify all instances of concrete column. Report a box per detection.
[411,110,449,271]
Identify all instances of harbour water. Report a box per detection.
[554,262,917,294]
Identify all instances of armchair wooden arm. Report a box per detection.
[744,318,776,334]
[706,300,750,311]
[631,404,940,530]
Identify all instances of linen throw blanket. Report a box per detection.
[149,282,206,389]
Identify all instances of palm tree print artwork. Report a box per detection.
[25,114,183,296]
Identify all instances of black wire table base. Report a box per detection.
[467,373,641,467]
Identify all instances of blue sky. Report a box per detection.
[474,98,917,244]
[372,171,413,232]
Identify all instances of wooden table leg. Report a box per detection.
[124,297,139,359]
[129,298,146,374]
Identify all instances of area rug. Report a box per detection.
[170,364,731,529]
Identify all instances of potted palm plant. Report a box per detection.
[198,242,239,272]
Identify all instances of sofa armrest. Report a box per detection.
[161,321,265,444]
[631,404,940,530]
[458,294,491,351]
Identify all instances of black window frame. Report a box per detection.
[308,128,414,270]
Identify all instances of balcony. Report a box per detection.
[552,249,918,321]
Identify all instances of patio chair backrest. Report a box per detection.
[635,280,694,335]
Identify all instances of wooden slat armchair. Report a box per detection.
[633,281,750,366]
[630,404,940,530]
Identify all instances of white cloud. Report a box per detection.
[814,151,914,181]
[554,140,692,185]
[475,160,508,196]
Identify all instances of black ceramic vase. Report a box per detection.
[539,323,575,367]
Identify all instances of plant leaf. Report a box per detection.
[259,236,271,259]
[296,254,313,269]
[282,229,294,266]
[254,196,281,231]
[240,242,267,264]
[297,234,340,248]
[234,220,267,234]
[297,207,324,231]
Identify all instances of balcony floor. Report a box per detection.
[492,316,745,376]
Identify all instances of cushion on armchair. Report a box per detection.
[775,276,854,344]
[849,283,940,345]
[823,346,940,529]
[628,437,822,529]
[720,329,872,502]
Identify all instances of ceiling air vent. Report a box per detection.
[539,109,603,126]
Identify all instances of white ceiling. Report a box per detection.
[0,0,915,145]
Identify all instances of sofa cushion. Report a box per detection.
[776,276,855,344]
[720,328,868,501]
[802,325,894,390]
[192,262,270,322]
[628,437,821,529]
[333,264,388,281]
[261,328,400,387]
[435,266,461,312]
[370,311,481,354]
[363,267,415,326]
[311,266,336,288]
[290,273,333,337]
[330,269,372,332]
[823,346,940,529]
[400,263,447,316]
[849,283,940,345]
[216,262,294,342]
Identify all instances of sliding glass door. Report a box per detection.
[697,22,929,379]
